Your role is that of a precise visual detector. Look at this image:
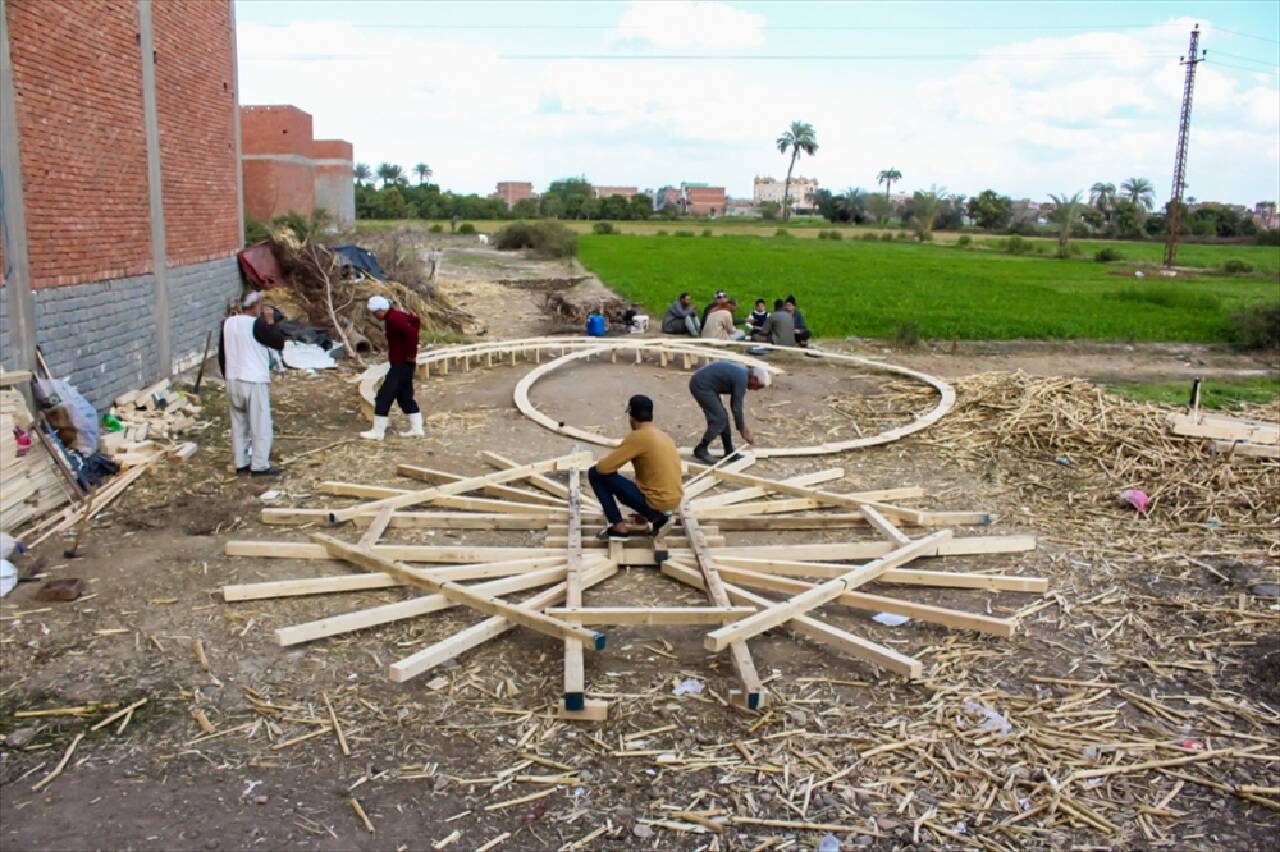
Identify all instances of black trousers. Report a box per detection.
[690,383,734,453]
[374,362,421,416]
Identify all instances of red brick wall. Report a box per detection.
[152,0,239,266]
[241,105,312,156]
[686,188,727,216]
[241,105,316,221]
[6,0,152,288]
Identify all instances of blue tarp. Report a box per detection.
[332,245,387,280]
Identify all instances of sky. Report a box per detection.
[235,1,1280,206]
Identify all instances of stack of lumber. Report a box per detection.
[0,377,74,533]
[102,380,200,467]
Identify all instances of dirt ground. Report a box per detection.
[1,246,1276,851]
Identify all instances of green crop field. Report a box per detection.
[577,234,1279,342]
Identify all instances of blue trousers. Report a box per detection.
[588,466,663,526]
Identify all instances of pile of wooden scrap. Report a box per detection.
[100,379,200,468]
[0,371,75,535]
[220,450,1043,721]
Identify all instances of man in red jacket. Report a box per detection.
[361,295,425,439]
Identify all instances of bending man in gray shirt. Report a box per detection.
[688,360,770,464]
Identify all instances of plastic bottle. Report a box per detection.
[817,833,840,852]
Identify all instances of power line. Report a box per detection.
[1213,25,1280,46]
[352,23,1152,32]
[1211,49,1280,68]
[498,52,1181,61]
[1209,59,1280,74]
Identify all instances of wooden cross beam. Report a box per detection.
[712,556,1048,593]
[395,463,563,505]
[563,468,588,712]
[547,606,757,625]
[262,510,573,530]
[703,531,952,651]
[312,533,606,648]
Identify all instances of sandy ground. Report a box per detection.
[0,245,1276,851]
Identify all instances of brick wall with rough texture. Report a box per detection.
[311,138,354,228]
[152,0,240,266]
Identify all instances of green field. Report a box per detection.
[1105,376,1280,410]
[576,234,1278,342]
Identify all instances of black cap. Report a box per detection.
[626,394,654,422]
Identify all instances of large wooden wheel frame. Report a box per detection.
[356,337,956,458]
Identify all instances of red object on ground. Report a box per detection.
[237,242,284,289]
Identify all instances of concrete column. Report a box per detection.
[0,0,37,378]
[137,0,171,378]
[230,0,243,246]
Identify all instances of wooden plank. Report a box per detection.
[274,566,569,645]
[563,468,586,712]
[713,557,1047,592]
[703,532,952,651]
[356,507,394,550]
[720,567,1016,637]
[1168,412,1278,444]
[480,451,573,499]
[395,464,562,505]
[225,541,554,562]
[544,534,724,549]
[0,369,34,387]
[326,453,591,523]
[661,561,921,678]
[314,534,604,647]
[389,558,616,682]
[713,514,883,531]
[691,472,918,511]
[222,556,567,601]
[690,535,1036,562]
[1212,440,1280,458]
[262,510,566,530]
[859,503,910,544]
[547,606,756,625]
[682,507,764,709]
[682,452,757,501]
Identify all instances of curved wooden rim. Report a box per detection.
[356,337,954,457]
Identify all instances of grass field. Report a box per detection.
[576,234,1278,342]
[1105,376,1280,410]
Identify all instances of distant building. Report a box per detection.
[725,199,760,217]
[654,185,682,211]
[684,185,727,217]
[753,175,819,212]
[494,181,535,208]
[241,105,356,230]
[1253,201,1278,230]
[592,185,638,200]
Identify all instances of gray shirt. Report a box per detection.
[690,361,748,432]
[760,310,795,346]
[661,300,698,334]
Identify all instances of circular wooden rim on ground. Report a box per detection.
[356,336,955,457]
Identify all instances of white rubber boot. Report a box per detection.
[399,412,425,437]
[360,416,389,441]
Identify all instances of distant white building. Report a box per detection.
[754,175,819,211]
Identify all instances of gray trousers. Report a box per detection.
[227,379,273,471]
[691,385,733,452]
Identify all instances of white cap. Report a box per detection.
[367,295,391,313]
[242,291,262,308]
[751,365,771,387]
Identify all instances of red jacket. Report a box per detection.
[383,307,421,364]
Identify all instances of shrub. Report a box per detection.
[701,228,713,237]
[1257,230,1280,247]
[915,230,933,242]
[592,221,615,235]
[828,230,843,241]
[656,229,668,236]
[862,232,880,242]
[458,223,476,234]
[493,221,578,258]
[674,230,695,237]
[775,228,791,238]
[1095,247,1124,262]
[1223,302,1280,350]
[897,231,910,241]
[893,321,922,348]
[428,223,444,233]
[880,232,893,242]
[955,234,972,248]
[1223,258,1254,275]
[1000,235,1034,255]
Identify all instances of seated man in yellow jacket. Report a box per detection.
[588,394,684,540]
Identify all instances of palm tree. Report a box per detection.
[1090,182,1116,225]
[376,162,396,188]
[1048,192,1084,256]
[909,187,944,240]
[353,162,372,186]
[877,168,902,201]
[414,163,432,185]
[776,121,818,222]
[1121,177,1155,210]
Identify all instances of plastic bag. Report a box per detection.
[36,379,98,455]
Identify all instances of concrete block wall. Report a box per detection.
[168,256,241,372]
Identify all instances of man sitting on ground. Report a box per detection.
[746,298,770,335]
[701,298,745,341]
[756,298,796,346]
[786,295,811,346]
[588,395,683,540]
[660,292,701,336]
[700,290,728,328]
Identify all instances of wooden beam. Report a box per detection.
[703,532,952,651]
[719,567,1016,637]
[859,503,910,544]
[858,500,996,528]
[682,452,757,500]
[262,510,568,530]
[1212,439,1280,458]
[712,557,1047,592]
[222,556,568,601]
[661,561,921,678]
[543,534,725,549]
[690,466,845,509]
[326,452,591,523]
[311,490,567,517]
[389,558,616,682]
[547,606,756,625]
[356,506,394,550]
[274,566,569,646]
[688,535,1036,562]
[563,468,587,712]
[1168,412,1278,444]
[226,541,555,562]
[713,514,880,531]
[395,464,562,505]
[682,507,764,709]
[313,533,605,647]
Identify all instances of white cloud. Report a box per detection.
[610,1,765,51]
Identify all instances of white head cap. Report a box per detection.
[367,295,391,313]
[751,365,771,387]
[242,291,262,308]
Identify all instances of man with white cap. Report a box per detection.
[218,291,286,476]
[362,295,424,440]
[687,360,769,465]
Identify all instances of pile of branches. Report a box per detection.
[542,292,632,327]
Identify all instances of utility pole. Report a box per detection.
[1163,24,1205,270]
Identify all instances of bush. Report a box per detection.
[862,232,880,242]
[428,223,444,233]
[897,231,910,241]
[893,321,922,348]
[493,221,578,258]
[880,232,893,242]
[656,229,668,236]
[701,228,713,237]
[1095,247,1124,262]
[458,223,476,235]
[1223,258,1254,275]
[775,228,791,238]
[1223,302,1280,350]
[592,221,615,235]
[1257,230,1280,247]
[1000,235,1034,255]
[674,230,695,238]
[828,230,843,241]
[955,234,972,248]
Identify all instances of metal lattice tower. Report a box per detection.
[1164,25,1205,269]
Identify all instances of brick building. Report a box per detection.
[494,181,534,208]
[240,105,354,230]
[1,0,243,408]
[682,184,727,217]
[591,185,637,200]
